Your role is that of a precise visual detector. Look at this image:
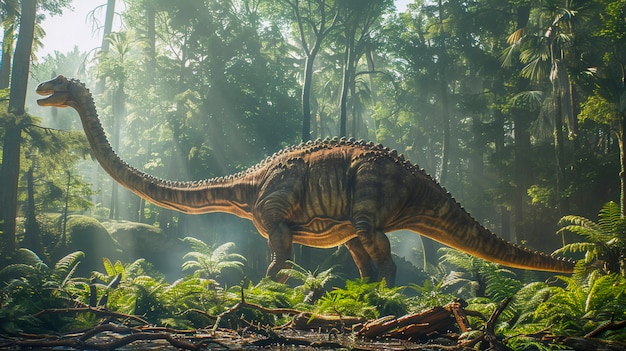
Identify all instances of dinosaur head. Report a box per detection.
[36,75,72,107]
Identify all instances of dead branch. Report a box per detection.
[482,297,512,351]
[445,301,472,333]
[584,313,626,338]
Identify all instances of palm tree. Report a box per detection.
[502,2,593,216]
[181,237,246,281]
[555,201,626,275]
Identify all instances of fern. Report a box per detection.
[556,201,626,275]
[315,279,408,318]
[181,238,246,281]
[439,247,522,301]
[531,273,626,338]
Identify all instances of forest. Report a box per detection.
[0,0,626,350]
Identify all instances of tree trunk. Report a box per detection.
[512,4,533,241]
[302,55,315,141]
[436,0,450,185]
[553,86,568,218]
[339,32,353,137]
[0,123,21,256]
[0,0,37,257]
[24,163,44,257]
[0,20,15,89]
[437,62,450,185]
[513,109,533,243]
[96,0,116,94]
[619,113,626,218]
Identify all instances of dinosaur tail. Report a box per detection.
[407,195,575,273]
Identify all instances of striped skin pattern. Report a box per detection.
[36,75,574,286]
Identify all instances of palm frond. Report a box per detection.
[553,242,596,256]
[510,90,544,110]
[507,27,526,45]
[557,224,610,243]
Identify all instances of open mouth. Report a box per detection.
[35,85,68,106]
[36,93,54,106]
[35,82,54,105]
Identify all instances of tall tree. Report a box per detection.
[336,0,392,137]
[281,0,338,141]
[0,0,19,89]
[503,1,594,217]
[0,0,37,257]
[579,0,626,216]
[95,0,116,94]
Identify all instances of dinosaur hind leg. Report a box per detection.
[353,219,396,286]
[344,237,374,280]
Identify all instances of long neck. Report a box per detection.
[68,84,255,218]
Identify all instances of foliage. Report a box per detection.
[0,248,87,332]
[278,261,337,303]
[439,247,522,301]
[181,237,246,282]
[405,277,456,312]
[316,279,408,319]
[90,256,223,328]
[555,201,626,275]
[533,273,626,339]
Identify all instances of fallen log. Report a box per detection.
[356,306,456,340]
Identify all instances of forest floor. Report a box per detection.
[2,299,625,350]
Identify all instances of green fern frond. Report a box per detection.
[558,224,609,242]
[182,236,211,252]
[54,251,84,274]
[553,242,596,256]
[102,257,116,277]
[598,201,622,231]
[113,260,125,275]
[558,215,601,230]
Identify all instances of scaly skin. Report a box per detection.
[36,75,575,285]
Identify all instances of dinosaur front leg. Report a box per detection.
[344,237,374,280]
[266,222,293,282]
